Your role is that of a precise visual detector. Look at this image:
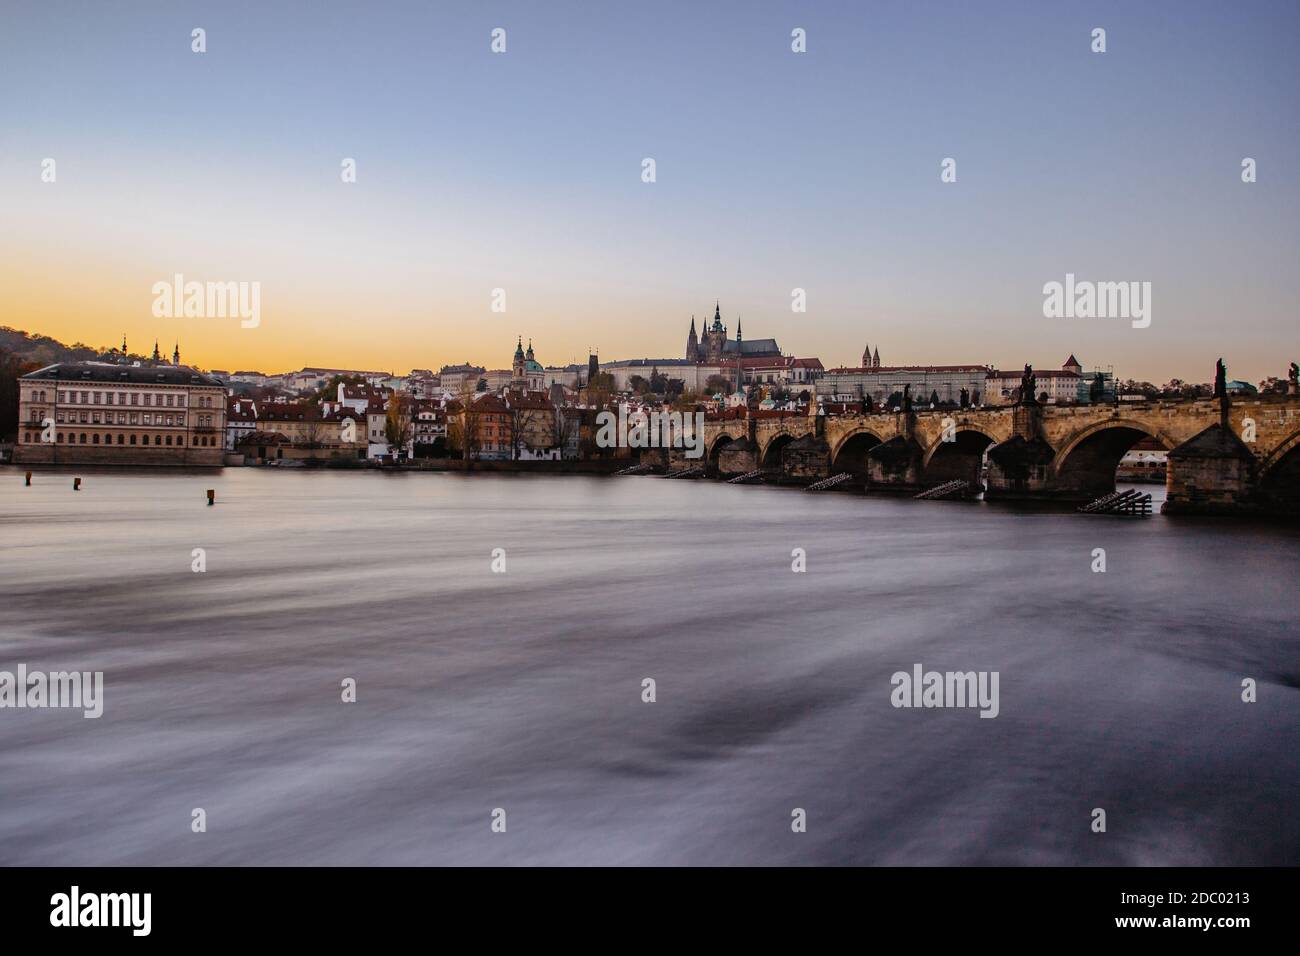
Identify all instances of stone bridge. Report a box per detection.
[689,396,1300,515]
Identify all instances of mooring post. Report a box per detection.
[25,472,32,486]
[73,477,81,491]
[207,489,215,506]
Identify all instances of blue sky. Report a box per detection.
[1,0,1296,381]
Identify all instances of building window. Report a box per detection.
[155,435,162,445]
[116,434,124,445]
[130,434,137,445]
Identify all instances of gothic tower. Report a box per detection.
[862,343,871,368]
[686,316,699,361]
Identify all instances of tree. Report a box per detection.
[385,394,413,457]
[452,380,482,460]
[554,407,580,459]
[506,399,553,460]
[301,418,326,450]
[306,374,365,406]
[0,347,40,442]
[628,374,650,395]
[705,374,732,396]
[585,371,617,410]
[1259,376,1287,395]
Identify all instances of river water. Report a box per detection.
[1,467,1296,865]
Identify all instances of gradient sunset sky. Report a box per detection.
[2,0,1296,382]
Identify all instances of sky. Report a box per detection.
[1,0,1297,383]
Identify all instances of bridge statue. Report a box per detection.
[1289,361,1298,394]
[1020,364,1037,405]
[1214,358,1227,399]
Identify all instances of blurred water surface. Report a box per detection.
[1,468,1297,865]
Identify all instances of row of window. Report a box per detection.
[28,410,219,427]
[48,390,188,407]
[30,389,221,409]
[21,432,220,447]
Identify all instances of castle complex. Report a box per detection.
[686,303,782,363]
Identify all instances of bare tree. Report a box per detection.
[452,379,482,461]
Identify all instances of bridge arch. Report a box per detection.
[830,428,886,475]
[761,432,798,469]
[1259,428,1300,477]
[707,434,735,465]
[1258,428,1300,514]
[921,428,999,489]
[1052,419,1176,498]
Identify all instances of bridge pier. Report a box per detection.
[983,436,1057,500]
[781,434,831,482]
[866,436,925,492]
[1162,422,1260,515]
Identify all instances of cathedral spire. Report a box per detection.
[863,343,871,368]
[152,340,160,362]
[173,341,180,366]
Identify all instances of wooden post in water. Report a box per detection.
[207,489,215,506]
[73,477,81,491]
[25,472,32,486]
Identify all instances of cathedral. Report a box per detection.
[685,303,782,363]
[511,336,546,390]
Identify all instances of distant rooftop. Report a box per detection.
[21,361,224,387]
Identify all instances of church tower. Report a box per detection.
[862,343,871,368]
[512,336,526,380]
[686,316,699,361]
[173,342,180,366]
[152,340,161,362]
[873,347,881,368]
